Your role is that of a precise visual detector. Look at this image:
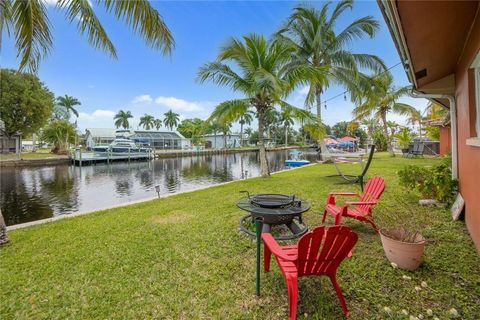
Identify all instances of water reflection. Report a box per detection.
[0,149,318,226]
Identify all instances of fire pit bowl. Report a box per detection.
[237,192,310,240]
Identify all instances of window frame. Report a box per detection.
[467,53,480,147]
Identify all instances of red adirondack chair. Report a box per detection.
[262,225,358,319]
[322,176,385,231]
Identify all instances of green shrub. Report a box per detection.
[373,130,388,151]
[398,156,457,205]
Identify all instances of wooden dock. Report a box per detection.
[70,149,153,166]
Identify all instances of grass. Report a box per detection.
[0,149,66,161]
[1,153,479,319]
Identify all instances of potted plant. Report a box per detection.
[394,127,412,154]
[376,200,426,271]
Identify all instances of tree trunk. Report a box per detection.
[240,122,244,147]
[315,84,327,159]
[285,125,288,147]
[257,109,269,177]
[382,112,395,156]
[0,209,9,245]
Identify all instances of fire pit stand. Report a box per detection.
[237,193,310,240]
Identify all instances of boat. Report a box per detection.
[92,130,150,155]
[285,151,310,167]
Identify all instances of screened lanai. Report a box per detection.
[130,131,186,150]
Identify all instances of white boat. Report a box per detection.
[92,131,150,155]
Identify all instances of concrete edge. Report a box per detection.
[7,162,318,231]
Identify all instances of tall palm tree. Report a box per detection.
[244,127,253,144]
[277,1,385,128]
[219,122,232,149]
[208,121,221,149]
[352,71,417,156]
[153,118,163,130]
[114,110,133,129]
[56,95,81,120]
[281,109,295,146]
[237,110,254,147]
[198,34,315,177]
[264,109,280,141]
[163,109,180,131]
[406,108,422,137]
[1,0,174,73]
[139,114,155,130]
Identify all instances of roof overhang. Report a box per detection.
[378,0,480,106]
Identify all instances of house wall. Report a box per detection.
[454,14,480,252]
[439,127,451,155]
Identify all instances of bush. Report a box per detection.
[398,156,458,205]
[373,130,388,151]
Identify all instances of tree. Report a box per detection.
[395,127,412,149]
[207,121,221,149]
[153,118,163,130]
[280,109,294,146]
[177,118,206,145]
[198,34,314,176]
[0,69,54,138]
[237,110,254,147]
[41,120,77,154]
[1,0,174,73]
[139,114,155,130]
[114,110,133,129]
[277,1,385,135]
[56,95,81,121]
[163,109,180,131]
[406,108,422,137]
[352,71,417,156]
[219,122,232,149]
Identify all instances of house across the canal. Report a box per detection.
[202,133,241,149]
[85,128,191,150]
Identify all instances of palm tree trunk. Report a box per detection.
[285,125,288,147]
[240,122,244,147]
[257,108,269,177]
[315,84,327,159]
[0,209,9,245]
[382,112,395,156]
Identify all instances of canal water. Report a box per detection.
[1,149,319,226]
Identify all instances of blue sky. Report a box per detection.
[1,0,428,131]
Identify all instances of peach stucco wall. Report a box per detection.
[439,127,451,156]
[454,14,480,253]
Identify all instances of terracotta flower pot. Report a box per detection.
[380,229,425,271]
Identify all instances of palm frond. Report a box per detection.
[100,0,174,55]
[11,0,52,73]
[59,0,116,58]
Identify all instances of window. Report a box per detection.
[467,53,480,147]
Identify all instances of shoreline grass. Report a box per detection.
[1,153,479,319]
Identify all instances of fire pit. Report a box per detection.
[237,192,310,240]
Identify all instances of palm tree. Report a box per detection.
[406,108,422,137]
[264,109,280,141]
[208,121,221,149]
[1,0,174,73]
[244,127,253,144]
[237,110,254,147]
[153,118,163,130]
[387,121,400,138]
[219,122,232,149]
[56,95,81,120]
[139,114,155,130]
[114,110,133,129]
[277,1,385,129]
[281,109,294,146]
[198,34,314,177]
[163,109,180,131]
[361,118,379,139]
[352,71,417,156]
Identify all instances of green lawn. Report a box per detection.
[1,154,479,319]
[0,150,66,161]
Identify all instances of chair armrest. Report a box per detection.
[328,192,359,196]
[327,192,359,206]
[345,201,377,206]
[261,233,297,262]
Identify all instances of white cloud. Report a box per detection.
[43,0,92,6]
[132,94,153,104]
[299,86,310,95]
[154,96,204,112]
[78,109,116,121]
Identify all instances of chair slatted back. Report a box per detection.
[296,226,358,277]
[357,176,385,213]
